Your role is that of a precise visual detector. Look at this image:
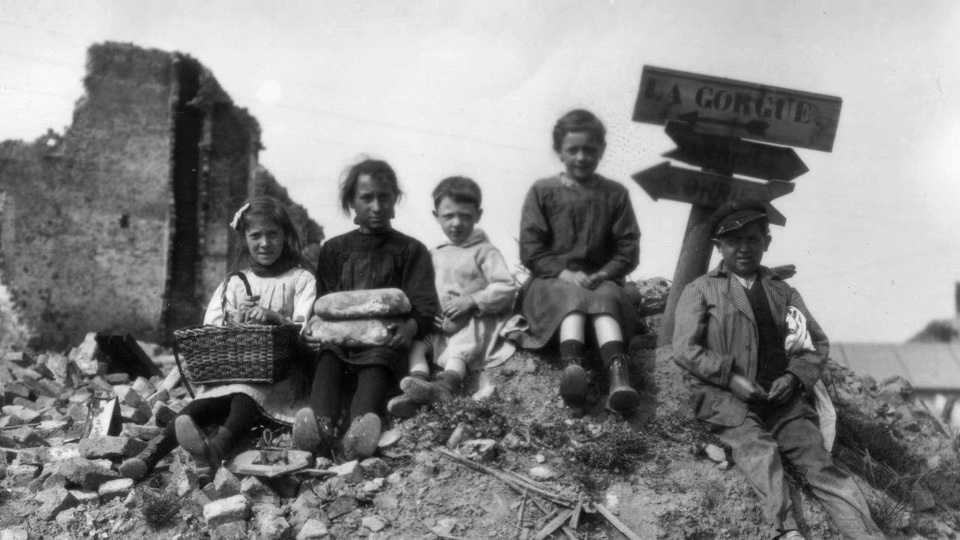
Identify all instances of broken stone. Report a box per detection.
[326,494,357,519]
[911,483,936,511]
[79,436,146,460]
[70,333,103,376]
[55,506,78,528]
[0,527,29,540]
[6,426,46,447]
[97,478,134,501]
[879,376,912,399]
[119,404,152,425]
[121,424,162,441]
[330,460,363,484]
[362,515,386,532]
[151,402,178,427]
[19,376,63,400]
[3,351,33,368]
[240,476,276,500]
[360,457,389,478]
[56,457,120,490]
[213,467,242,498]
[131,376,157,396]
[459,439,497,461]
[296,518,330,540]
[43,354,70,382]
[2,406,41,424]
[377,429,401,449]
[68,489,100,504]
[288,490,323,529]
[34,485,78,521]
[258,513,291,540]
[4,464,41,486]
[528,466,555,481]
[2,382,31,401]
[704,444,727,463]
[203,494,250,527]
[37,445,81,464]
[210,521,248,540]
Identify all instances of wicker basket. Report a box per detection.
[173,272,301,396]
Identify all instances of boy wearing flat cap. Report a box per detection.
[673,200,884,540]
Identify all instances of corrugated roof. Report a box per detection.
[832,342,960,390]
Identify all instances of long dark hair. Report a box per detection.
[229,196,314,274]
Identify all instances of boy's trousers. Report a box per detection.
[714,395,886,539]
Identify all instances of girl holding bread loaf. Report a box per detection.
[120,197,317,484]
[296,158,439,459]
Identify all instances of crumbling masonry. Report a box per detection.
[0,42,323,349]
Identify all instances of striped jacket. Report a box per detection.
[672,263,828,427]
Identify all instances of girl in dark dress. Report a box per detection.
[515,109,642,416]
[295,159,439,459]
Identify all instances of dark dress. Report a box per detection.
[315,228,439,378]
[514,174,641,349]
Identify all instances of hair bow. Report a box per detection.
[230,203,251,231]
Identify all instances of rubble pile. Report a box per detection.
[0,294,959,538]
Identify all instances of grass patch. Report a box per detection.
[573,428,647,472]
[139,488,182,530]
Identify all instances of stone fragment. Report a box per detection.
[912,483,936,511]
[68,489,100,504]
[2,406,41,424]
[326,495,356,519]
[38,445,81,464]
[6,427,46,447]
[377,429,401,449]
[44,354,70,382]
[151,402,178,427]
[288,490,323,529]
[360,457,389,478]
[3,351,33,367]
[34,485,78,521]
[240,476,276,500]
[296,519,330,540]
[2,382,31,401]
[258,512,291,540]
[55,506,78,527]
[121,424,162,441]
[131,377,157,395]
[330,460,363,484]
[528,466,555,481]
[210,521,248,540]
[213,467,242,498]
[203,494,250,527]
[0,526,30,540]
[362,515,386,532]
[4,464,41,486]
[70,333,103,377]
[97,478,134,501]
[57,457,120,490]
[79,436,146,460]
[19,377,63,399]
[879,376,912,398]
[704,444,727,463]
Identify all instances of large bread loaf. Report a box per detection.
[314,289,411,320]
[307,316,404,347]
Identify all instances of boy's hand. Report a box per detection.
[767,373,800,405]
[443,297,477,320]
[302,332,324,353]
[583,271,610,290]
[558,269,591,289]
[729,374,766,403]
[385,319,417,350]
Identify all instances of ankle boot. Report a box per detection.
[175,416,232,485]
[293,407,335,453]
[119,434,168,480]
[559,357,587,410]
[400,375,434,404]
[387,394,421,419]
[432,370,462,403]
[342,412,381,461]
[607,353,640,414]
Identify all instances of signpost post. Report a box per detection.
[631,66,842,346]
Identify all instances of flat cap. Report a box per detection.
[711,200,768,236]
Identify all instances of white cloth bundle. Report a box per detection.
[785,306,837,451]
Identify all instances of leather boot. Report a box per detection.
[342,412,381,461]
[607,353,640,414]
[293,407,335,453]
[431,370,462,403]
[400,376,434,404]
[175,416,233,485]
[559,357,588,411]
[387,394,421,419]
[119,434,168,480]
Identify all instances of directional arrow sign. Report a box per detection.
[663,121,808,181]
[631,162,794,225]
[633,66,842,152]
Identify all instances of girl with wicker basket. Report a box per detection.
[120,197,317,484]
[294,159,440,460]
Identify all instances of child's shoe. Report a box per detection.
[119,434,166,480]
[342,412,381,460]
[431,370,462,403]
[175,416,232,485]
[387,394,421,419]
[559,357,588,411]
[400,375,435,404]
[293,407,335,453]
[607,353,640,414]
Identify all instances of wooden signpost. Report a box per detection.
[631,66,842,346]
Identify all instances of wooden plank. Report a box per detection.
[593,504,644,540]
[664,121,808,181]
[634,65,842,152]
[532,509,574,540]
[631,162,793,225]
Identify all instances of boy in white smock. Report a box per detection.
[388,177,518,415]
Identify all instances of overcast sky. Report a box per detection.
[2,0,960,342]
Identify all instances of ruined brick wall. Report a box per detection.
[0,42,323,348]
